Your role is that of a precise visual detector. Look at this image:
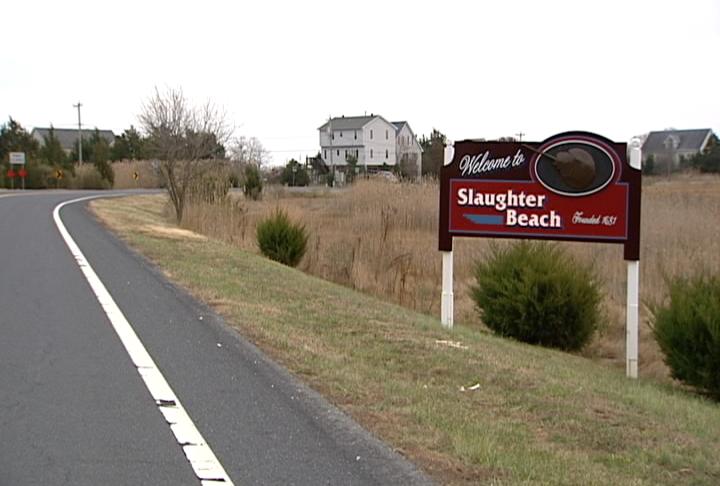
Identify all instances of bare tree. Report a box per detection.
[139,87,232,222]
[229,136,269,167]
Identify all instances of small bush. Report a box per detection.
[471,241,601,351]
[256,209,308,267]
[243,164,263,200]
[651,275,720,398]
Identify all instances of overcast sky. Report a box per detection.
[2,0,718,164]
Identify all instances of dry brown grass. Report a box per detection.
[66,164,110,189]
[112,160,163,189]
[179,173,720,380]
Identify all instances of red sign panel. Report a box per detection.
[18,168,27,178]
[439,132,642,260]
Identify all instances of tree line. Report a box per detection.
[0,108,269,193]
[0,119,152,188]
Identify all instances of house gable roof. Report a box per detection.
[318,114,397,132]
[642,129,713,154]
[392,120,423,152]
[318,116,375,131]
[31,127,115,150]
[392,121,408,132]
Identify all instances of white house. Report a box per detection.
[318,115,422,181]
[393,121,423,179]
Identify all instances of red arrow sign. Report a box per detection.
[7,168,16,178]
[18,168,27,178]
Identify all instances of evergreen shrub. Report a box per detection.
[243,165,263,200]
[651,274,720,399]
[256,209,308,267]
[471,241,601,351]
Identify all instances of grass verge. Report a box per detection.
[92,194,720,485]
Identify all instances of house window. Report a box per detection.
[370,149,374,159]
[340,131,343,138]
[370,129,373,140]
[344,150,347,158]
[385,130,388,140]
[324,150,326,159]
[337,149,340,156]
[354,131,357,140]
[332,133,335,140]
[385,149,388,159]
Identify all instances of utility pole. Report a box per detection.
[515,132,525,142]
[73,102,83,164]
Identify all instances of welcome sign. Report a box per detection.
[439,132,641,260]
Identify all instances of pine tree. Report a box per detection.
[39,126,71,172]
[111,125,146,161]
[420,128,447,176]
[89,129,114,185]
[0,117,39,164]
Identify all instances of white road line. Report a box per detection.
[0,191,34,199]
[53,195,234,485]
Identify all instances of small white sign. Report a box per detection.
[9,152,26,165]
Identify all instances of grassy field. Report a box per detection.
[178,174,720,381]
[92,194,720,485]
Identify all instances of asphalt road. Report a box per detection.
[0,190,431,486]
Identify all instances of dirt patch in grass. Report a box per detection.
[141,224,207,241]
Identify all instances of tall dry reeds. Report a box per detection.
[67,164,111,189]
[179,174,720,380]
[112,160,163,189]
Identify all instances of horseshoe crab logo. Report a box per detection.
[529,136,621,197]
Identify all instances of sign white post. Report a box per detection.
[626,141,642,378]
[441,144,455,329]
[441,251,453,328]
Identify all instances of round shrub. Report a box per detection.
[651,275,720,399]
[256,209,308,267]
[22,161,54,189]
[471,241,601,351]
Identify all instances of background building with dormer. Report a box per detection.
[318,115,422,182]
[641,128,714,173]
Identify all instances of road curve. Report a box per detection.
[0,190,431,486]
